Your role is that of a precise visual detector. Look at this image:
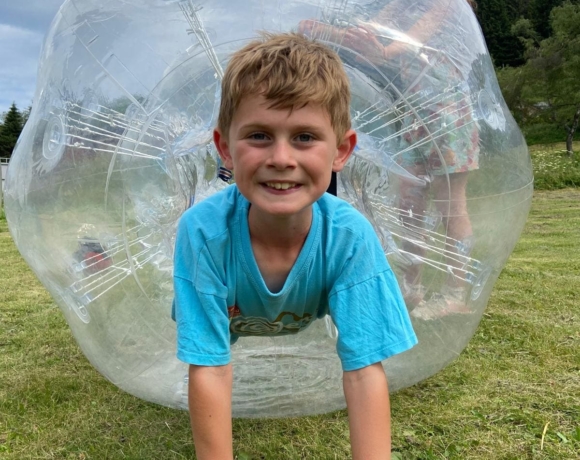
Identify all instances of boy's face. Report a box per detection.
[214,95,356,220]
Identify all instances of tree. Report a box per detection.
[529,0,571,38]
[476,0,526,67]
[503,2,580,154]
[21,105,32,125]
[0,103,24,158]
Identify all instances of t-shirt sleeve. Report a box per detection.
[329,269,417,371]
[328,221,417,372]
[173,216,231,366]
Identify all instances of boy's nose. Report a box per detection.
[268,141,296,169]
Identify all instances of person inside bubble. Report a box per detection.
[173,33,417,459]
[298,0,480,320]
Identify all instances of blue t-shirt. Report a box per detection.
[173,185,417,372]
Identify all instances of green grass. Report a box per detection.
[530,142,580,190]
[1,189,579,459]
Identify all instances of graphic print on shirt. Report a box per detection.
[228,306,314,336]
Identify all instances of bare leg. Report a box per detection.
[432,172,472,242]
[432,172,472,299]
[410,172,474,320]
[398,163,429,307]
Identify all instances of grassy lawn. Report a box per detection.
[529,142,580,190]
[1,187,579,459]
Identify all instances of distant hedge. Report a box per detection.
[523,123,580,146]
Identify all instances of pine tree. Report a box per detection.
[21,105,32,125]
[530,0,564,38]
[0,103,24,158]
[476,0,526,67]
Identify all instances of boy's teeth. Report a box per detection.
[266,182,294,190]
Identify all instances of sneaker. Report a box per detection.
[410,288,471,321]
[410,297,447,321]
[401,281,426,312]
[440,285,471,313]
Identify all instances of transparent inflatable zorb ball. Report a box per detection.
[5,0,532,417]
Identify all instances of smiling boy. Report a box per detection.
[173,32,417,460]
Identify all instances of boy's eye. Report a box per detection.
[296,133,314,142]
[249,132,268,141]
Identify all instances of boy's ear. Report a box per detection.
[332,129,357,172]
[213,129,234,170]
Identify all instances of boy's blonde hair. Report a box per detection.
[217,32,351,143]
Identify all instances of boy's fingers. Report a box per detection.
[297,20,386,64]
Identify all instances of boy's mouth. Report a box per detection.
[263,182,299,191]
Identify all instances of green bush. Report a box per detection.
[523,123,580,146]
[530,143,580,190]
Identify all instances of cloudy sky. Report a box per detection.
[0,1,65,112]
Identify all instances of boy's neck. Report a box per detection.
[247,205,313,293]
[247,205,313,248]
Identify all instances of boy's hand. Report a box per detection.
[343,362,392,460]
[188,364,233,460]
[298,19,387,64]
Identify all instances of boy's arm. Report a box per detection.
[343,362,392,460]
[188,364,234,460]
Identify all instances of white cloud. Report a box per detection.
[0,24,44,110]
[0,1,65,33]
[0,1,64,111]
